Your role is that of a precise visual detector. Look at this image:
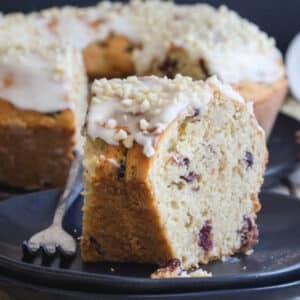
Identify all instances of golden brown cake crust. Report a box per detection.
[0,99,75,190]
[81,137,175,264]
[233,77,288,137]
[83,34,135,79]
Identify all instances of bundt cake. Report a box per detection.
[0,20,88,189]
[81,75,267,269]
[0,0,284,189]
[28,1,286,136]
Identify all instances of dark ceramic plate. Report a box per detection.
[264,113,300,188]
[0,190,300,297]
[1,275,300,300]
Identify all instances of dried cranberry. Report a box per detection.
[244,151,254,169]
[193,108,200,118]
[172,152,190,168]
[159,58,178,78]
[198,220,213,252]
[199,58,209,77]
[163,258,181,271]
[180,172,197,183]
[117,160,126,179]
[183,158,190,167]
[239,216,259,249]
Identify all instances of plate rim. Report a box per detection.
[1,252,300,294]
[1,273,300,299]
[1,191,300,293]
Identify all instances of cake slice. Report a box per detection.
[0,19,88,189]
[81,75,267,269]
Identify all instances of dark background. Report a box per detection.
[1,0,300,53]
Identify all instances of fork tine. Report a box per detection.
[57,245,76,258]
[41,243,57,256]
[22,240,39,254]
[22,240,39,261]
[22,154,82,262]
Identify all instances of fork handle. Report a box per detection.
[52,152,83,226]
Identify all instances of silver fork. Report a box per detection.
[23,153,83,258]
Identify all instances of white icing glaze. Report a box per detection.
[87,75,249,157]
[125,1,284,83]
[29,3,137,51]
[0,43,79,113]
[30,10,104,50]
[0,1,284,114]
[207,76,244,103]
[14,1,283,84]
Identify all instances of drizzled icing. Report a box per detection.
[0,1,284,113]
[31,1,283,84]
[27,3,138,51]
[0,40,82,113]
[87,75,247,157]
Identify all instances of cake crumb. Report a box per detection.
[221,256,240,263]
[180,268,212,278]
[245,249,254,256]
[151,259,212,279]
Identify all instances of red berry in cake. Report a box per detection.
[198,220,213,252]
[183,158,190,167]
[239,216,259,250]
[163,258,181,271]
[193,108,200,118]
[159,58,178,78]
[171,152,190,168]
[151,258,182,278]
[180,171,197,183]
[244,151,254,169]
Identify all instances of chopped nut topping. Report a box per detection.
[105,118,117,129]
[87,75,252,158]
[114,129,128,141]
[139,119,150,131]
[123,135,134,148]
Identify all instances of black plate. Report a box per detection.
[1,275,300,300]
[0,190,300,295]
[264,113,300,188]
